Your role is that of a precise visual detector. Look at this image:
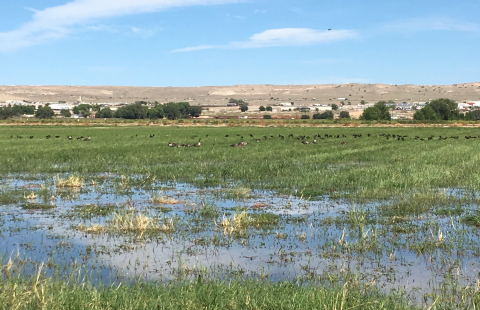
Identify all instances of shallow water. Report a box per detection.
[1,174,480,304]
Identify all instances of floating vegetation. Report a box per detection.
[20,202,55,210]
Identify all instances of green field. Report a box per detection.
[2,125,480,309]
[1,125,480,198]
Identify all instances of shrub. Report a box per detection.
[263,115,272,119]
[313,111,334,119]
[301,115,310,119]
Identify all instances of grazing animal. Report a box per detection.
[150,134,155,138]
[177,143,184,148]
[194,139,201,147]
[312,139,317,144]
[168,142,175,147]
[341,142,346,145]
[302,141,309,145]
[29,136,33,139]
[68,135,73,140]
[84,136,91,141]
[55,136,60,138]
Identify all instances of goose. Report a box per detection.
[194,139,201,147]
[84,136,91,141]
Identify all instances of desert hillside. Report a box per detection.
[1,83,479,106]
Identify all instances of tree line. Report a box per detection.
[100,102,202,120]
[0,105,36,119]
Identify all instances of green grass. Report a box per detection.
[0,258,418,310]
[1,126,480,199]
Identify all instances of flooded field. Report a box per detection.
[2,173,480,307]
[2,126,480,308]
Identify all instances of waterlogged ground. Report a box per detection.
[2,173,480,305]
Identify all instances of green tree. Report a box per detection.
[313,111,334,119]
[0,106,14,119]
[73,104,92,117]
[413,105,440,121]
[96,108,113,118]
[428,98,461,120]
[259,106,266,112]
[465,110,480,121]
[147,106,164,120]
[114,103,148,119]
[35,105,55,119]
[360,102,391,121]
[188,106,202,118]
[240,104,248,112]
[12,105,35,115]
[263,115,272,119]
[60,109,72,117]
[339,111,351,119]
[266,106,273,111]
[301,115,310,119]
[331,104,339,111]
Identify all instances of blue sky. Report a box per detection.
[0,0,479,86]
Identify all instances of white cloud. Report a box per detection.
[253,9,266,14]
[0,0,240,52]
[172,28,359,52]
[387,17,480,33]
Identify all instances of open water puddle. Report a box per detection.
[1,174,480,305]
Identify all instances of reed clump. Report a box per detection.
[55,175,84,188]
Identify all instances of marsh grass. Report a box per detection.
[109,208,175,238]
[0,189,25,205]
[218,211,280,235]
[462,211,480,227]
[71,204,116,220]
[151,192,180,204]
[20,203,55,210]
[0,256,420,310]
[55,175,83,188]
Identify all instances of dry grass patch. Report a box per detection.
[55,175,84,188]
[151,192,181,204]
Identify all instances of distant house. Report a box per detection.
[395,103,415,110]
[49,103,74,114]
[313,106,333,111]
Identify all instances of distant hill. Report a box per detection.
[1,83,479,106]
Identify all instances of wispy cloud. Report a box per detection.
[0,0,240,52]
[172,28,359,52]
[386,17,480,33]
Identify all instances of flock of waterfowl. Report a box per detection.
[8,131,480,147]
[167,132,480,148]
[10,135,91,141]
